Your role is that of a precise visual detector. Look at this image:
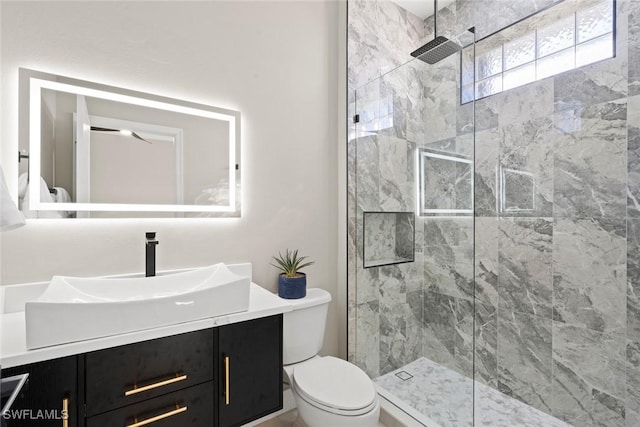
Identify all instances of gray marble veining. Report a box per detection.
[421,291,457,369]
[423,53,459,144]
[628,95,640,216]
[553,218,626,335]
[552,323,626,426]
[375,357,571,427]
[379,282,422,375]
[348,1,637,426]
[457,299,498,387]
[424,242,474,300]
[405,60,425,145]
[626,339,640,422]
[362,212,415,268]
[347,133,357,362]
[628,218,640,342]
[498,218,553,317]
[379,135,414,212]
[347,0,424,90]
[474,217,499,307]
[629,0,640,96]
[363,212,398,265]
[474,128,499,217]
[497,309,553,414]
[355,134,381,213]
[494,76,555,128]
[421,151,472,212]
[356,265,380,305]
[354,301,380,378]
[499,116,554,217]
[553,98,627,219]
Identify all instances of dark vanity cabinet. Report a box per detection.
[1,314,283,427]
[85,382,214,427]
[1,355,78,427]
[84,328,216,427]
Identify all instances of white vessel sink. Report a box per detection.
[25,263,250,349]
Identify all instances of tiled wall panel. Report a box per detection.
[348,0,638,425]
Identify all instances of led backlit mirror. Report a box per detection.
[19,69,241,218]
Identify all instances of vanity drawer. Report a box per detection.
[85,328,214,416]
[85,381,214,427]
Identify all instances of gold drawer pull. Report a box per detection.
[62,397,69,427]
[224,355,230,405]
[127,405,187,427]
[124,374,188,396]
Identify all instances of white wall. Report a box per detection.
[0,1,341,356]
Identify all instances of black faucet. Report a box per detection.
[145,232,159,277]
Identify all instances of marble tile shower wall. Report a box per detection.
[472,1,634,425]
[419,45,479,387]
[349,0,640,425]
[352,64,425,377]
[347,0,426,373]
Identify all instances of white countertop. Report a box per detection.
[1,283,292,369]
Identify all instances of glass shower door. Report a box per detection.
[351,27,476,426]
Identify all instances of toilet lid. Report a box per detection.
[292,356,376,412]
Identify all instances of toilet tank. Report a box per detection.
[282,288,332,365]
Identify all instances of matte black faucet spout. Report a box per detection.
[145,232,159,277]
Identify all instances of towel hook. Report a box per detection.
[18,150,29,163]
[18,150,30,184]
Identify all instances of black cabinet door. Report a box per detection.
[218,315,283,427]
[85,329,214,416]
[1,356,78,427]
[85,381,214,427]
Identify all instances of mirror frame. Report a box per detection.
[22,69,241,216]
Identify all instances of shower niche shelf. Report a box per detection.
[363,211,415,268]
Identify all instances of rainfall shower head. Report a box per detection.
[410,35,462,64]
[410,0,462,64]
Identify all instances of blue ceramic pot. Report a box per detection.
[278,274,307,299]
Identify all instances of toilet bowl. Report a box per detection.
[285,356,380,427]
[281,289,380,427]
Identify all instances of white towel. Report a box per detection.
[194,178,230,205]
[52,187,72,218]
[18,173,28,199]
[21,177,63,219]
[52,187,71,204]
[0,167,26,231]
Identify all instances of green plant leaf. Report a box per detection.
[271,248,315,277]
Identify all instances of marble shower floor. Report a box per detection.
[374,357,571,427]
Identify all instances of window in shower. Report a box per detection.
[461,0,615,102]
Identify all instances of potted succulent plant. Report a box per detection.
[271,249,314,299]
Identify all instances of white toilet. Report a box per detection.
[282,288,380,427]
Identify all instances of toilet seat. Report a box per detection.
[292,356,377,416]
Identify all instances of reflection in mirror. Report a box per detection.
[19,69,241,218]
[418,149,473,216]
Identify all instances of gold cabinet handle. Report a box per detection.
[62,397,69,427]
[224,355,230,405]
[127,405,187,427]
[124,374,187,396]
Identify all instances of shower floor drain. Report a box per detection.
[395,371,413,381]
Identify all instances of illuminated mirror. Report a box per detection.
[19,69,241,218]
